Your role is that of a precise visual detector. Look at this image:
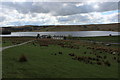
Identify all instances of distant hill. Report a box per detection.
[0,23,119,32]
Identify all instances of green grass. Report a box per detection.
[2,37,35,47]
[0,43,2,47]
[2,40,119,78]
[2,40,13,47]
[67,36,120,43]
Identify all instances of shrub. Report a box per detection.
[19,54,28,62]
[104,61,111,67]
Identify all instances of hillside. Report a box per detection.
[1,23,119,32]
[33,23,119,32]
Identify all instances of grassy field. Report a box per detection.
[2,38,120,78]
[2,37,35,47]
[2,40,13,47]
[2,36,120,47]
[67,36,120,43]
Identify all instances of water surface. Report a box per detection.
[0,31,119,37]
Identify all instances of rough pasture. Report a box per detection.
[2,38,119,78]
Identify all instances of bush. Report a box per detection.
[19,54,28,62]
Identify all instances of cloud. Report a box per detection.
[0,16,6,22]
[0,9,118,27]
[0,2,119,27]
[0,0,120,2]
[1,2,118,16]
[56,10,119,25]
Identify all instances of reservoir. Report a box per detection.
[0,31,119,37]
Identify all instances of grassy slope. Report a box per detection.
[2,40,13,47]
[68,36,120,43]
[2,37,35,47]
[2,40,119,78]
[2,23,119,32]
[30,23,119,32]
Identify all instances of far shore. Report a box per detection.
[1,23,119,32]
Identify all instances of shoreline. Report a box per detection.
[0,31,120,37]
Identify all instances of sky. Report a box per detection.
[0,0,120,27]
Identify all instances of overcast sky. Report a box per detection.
[0,0,119,27]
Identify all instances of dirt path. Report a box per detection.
[0,40,34,51]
